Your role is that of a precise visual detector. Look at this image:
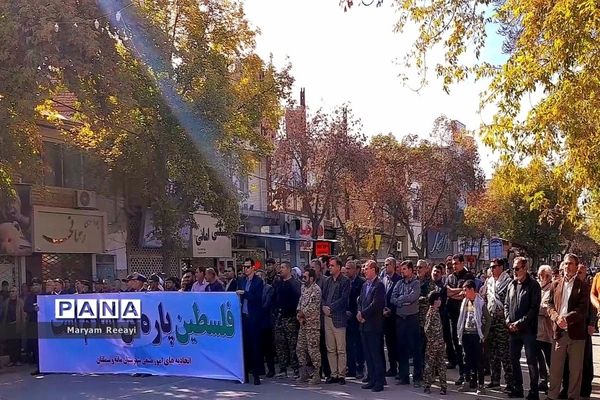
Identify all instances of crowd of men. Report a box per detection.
[0,253,598,399]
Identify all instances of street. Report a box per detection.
[1,336,599,400]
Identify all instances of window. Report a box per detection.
[42,141,98,190]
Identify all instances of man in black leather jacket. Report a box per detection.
[504,257,542,400]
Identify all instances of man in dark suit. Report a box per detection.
[382,257,400,377]
[345,259,365,379]
[547,254,590,400]
[237,258,265,385]
[358,259,386,392]
[224,266,238,292]
[256,270,275,378]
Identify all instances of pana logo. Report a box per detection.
[55,299,142,320]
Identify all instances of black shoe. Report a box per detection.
[266,370,275,378]
[455,375,465,386]
[396,379,410,385]
[385,369,397,377]
[356,373,364,380]
[30,370,41,376]
[538,380,548,392]
[347,371,356,378]
[371,386,384,392]
[338,378,346,385]
[325,377,339,384]
[508,389,525,398]
[470,380,478,389]
[362,376,370,383]
[253,376,261,385]
[487,382,501,389]
[525,393,539,400]
[446,362,456,369]
[361,383,374,389]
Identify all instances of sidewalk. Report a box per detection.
[0,335,598,400]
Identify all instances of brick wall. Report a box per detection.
[31,186,76,208]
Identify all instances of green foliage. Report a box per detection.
[343,0,600,242]
[0,0,292,262]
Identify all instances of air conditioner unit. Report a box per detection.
[76,190,97,209]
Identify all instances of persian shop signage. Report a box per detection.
[33,206,107,254]
[191,213,232,258]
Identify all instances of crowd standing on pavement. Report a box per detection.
[0,253,599,399]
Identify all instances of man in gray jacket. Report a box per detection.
[391,260,422,387]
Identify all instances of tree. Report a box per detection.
[0,0,291,271]
[271,105,367,241]
[367,117,484,259]
[463,159,581,265]
[342,0,600,241]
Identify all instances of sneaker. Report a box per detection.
[325,377,339,384]
[455,375,465,386]
[276,370,287,378]
[338,378,346,385]
[414,380,422,388]
[458,383,471,393]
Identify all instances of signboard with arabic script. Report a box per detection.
[37,292,244,381]
[191,213,232,258]
[33,206,107,254]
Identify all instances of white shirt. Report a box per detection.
[192,280,207,292]
[559,275,576,317]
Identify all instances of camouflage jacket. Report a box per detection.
[298,283,322,327]
[424,307,443,343]
[419,279,438,328]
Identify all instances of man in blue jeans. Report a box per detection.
[504,257,541,400]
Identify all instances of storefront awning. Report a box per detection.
[235,232,339,243]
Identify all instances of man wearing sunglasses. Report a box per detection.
[504,257,541,400]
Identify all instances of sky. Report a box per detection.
[243,0,506,177]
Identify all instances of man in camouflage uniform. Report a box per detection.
[423,291,447,395]
[418,260,437,361]
[484,259,514,390]
[296,268,322,385]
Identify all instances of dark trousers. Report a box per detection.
[346,319,364,376]
[260,327,275,375]
[383,316,398,373]
[362,330,385,389]
[442,311,456,366]
[562,334,594,397]
[536,340,552,382]
[462,334,484,386]
[5,323,21,363]
[320,322,331,378]
[243,315,263,379]
[396,314,422,383]
[448,309,465,375]
[509,333,539,394]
